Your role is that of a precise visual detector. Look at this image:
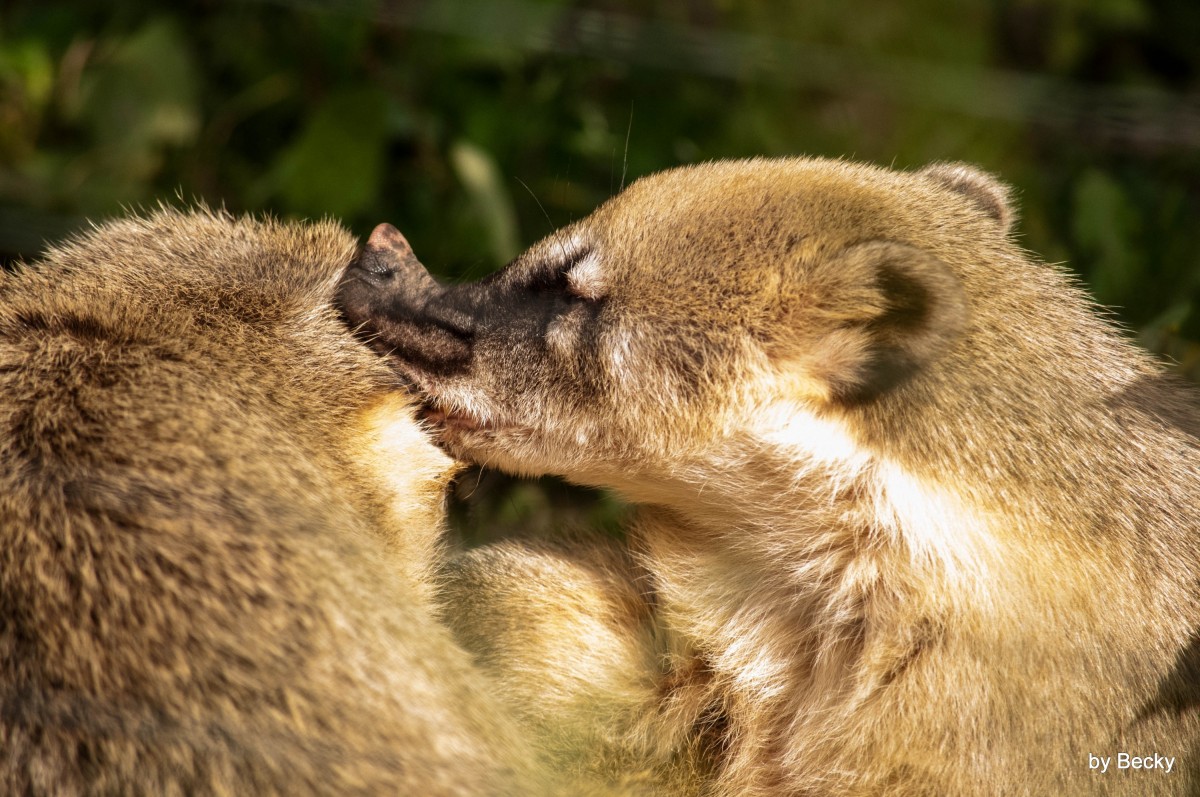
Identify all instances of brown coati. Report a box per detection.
[340,158,1200,796]
[0,209,569,796]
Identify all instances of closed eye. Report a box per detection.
[528,246,598,301]
[527,261,573,293]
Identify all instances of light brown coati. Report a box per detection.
[0,209,567,796]
[339,158,1200,796]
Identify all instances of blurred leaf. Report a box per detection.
[78,19,200,165]
[0,38,54,164]
[1071,169,1142,306]
[0,38,54,108]
[450,140,520,266]
[1083,0,1149,29]
[271,86,389,219]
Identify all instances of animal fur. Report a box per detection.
[0,209,569,796]
[339,158,1200,796]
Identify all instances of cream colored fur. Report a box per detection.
[343,158,1200,795]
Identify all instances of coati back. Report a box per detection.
[0,209,553,795]
[340,158,1200,796]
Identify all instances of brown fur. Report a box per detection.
[437,535,717,795]
[341,157,1200,796]
[0,209,566,795]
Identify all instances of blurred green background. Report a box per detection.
[3,0,1199,541]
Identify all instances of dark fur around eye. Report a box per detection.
[526,247,594,296]
[527,263,572,293]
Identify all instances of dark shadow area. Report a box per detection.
[447,468,631,547]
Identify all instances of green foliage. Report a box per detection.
[1072,169,1143,306]
[449,140,521,266]
[270,86,390,218]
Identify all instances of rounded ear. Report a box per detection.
[776,241,967,405]
[919,162,1016,235]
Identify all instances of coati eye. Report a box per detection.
[526,261,574,294]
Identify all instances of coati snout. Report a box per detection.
[340,223,440,304]
[337,221,619,478]
[338,223,475,379]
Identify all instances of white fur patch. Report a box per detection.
[431,383,498,427]
[605,326,638,385]
[566,249,606,300]
[873,461,998,587]
[752,401,870,470]
[347,395,459,596]
[752,400,996,587]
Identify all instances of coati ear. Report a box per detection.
[777,241,967,406]
[919,162,1016,235]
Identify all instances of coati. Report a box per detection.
[339,158,1200,796]
[0,209,561,795]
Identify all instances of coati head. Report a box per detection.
[337,158,1089,504]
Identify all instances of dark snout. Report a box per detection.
[335,223,475,378]
[338,223,440,316]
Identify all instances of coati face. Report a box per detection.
[338,159,1014,495]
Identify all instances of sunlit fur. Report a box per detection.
[437,536,717,795]
[377,158,1200,796]
[0,209,592,796]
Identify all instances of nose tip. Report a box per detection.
[367,222,411,256]
[335,224,477,373]
[350,224,434,286]
[339,222,443,306]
